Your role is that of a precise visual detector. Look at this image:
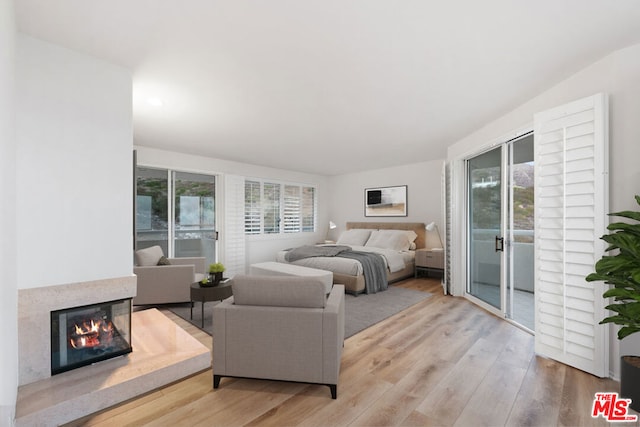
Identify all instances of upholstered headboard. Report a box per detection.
[346,222,426,250]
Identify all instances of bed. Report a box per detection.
[276,222,425,295]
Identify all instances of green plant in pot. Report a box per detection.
[586,195,640,412]
[208,262,226,285]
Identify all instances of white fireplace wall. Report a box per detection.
[15,34,133,290]
[14,34,134,386]
[0,0,17,424]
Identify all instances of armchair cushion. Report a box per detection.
[231,274,326,308]
[135,245,164,266]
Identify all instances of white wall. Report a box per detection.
[447,42,640,378]
[327,160,444,247]
[134,146,330,267]
[0,1,17,424]
[16,35,133,289]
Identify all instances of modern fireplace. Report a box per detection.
[50,298,132,375]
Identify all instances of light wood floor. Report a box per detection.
[65,278,621,427]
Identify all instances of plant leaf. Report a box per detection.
[607,222,640,237]
[619,326,640,340]
[609,210,640,222]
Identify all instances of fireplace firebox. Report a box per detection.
[51,298,132,375]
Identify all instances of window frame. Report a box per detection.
[244,178,317,236]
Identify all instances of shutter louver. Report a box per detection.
[534,93,609,377]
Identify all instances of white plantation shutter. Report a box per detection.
[263,182,281,234]
[443,161,450,295]
[224,175,246,276]
[534,93,609,377]
[283,185,301,233]
[244,180,261,235]
[301,187,316,232]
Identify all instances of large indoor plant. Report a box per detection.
[586,195,640,411]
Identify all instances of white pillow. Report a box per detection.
[336,229,374,246]
[405,230,418,245]
[365,229,417,251]
[135,245,165,266]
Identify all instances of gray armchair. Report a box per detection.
[213,275,345,398]
[133,245,206,305]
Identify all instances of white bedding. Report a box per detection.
[276,245,414,276]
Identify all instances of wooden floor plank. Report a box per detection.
[414,335,508,425]
[505,356,567,427]
[350,357,455,426]
[62,277,621,427]
[558,365,619,427]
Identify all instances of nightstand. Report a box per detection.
[415,248,444,278]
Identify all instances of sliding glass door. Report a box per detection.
[468,146,503,310]
[136,167,217,265]
[136,168,169,254]
[467,133,535,330]
[506,135,535,330]
[174,171,216,263]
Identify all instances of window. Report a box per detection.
[244,179,316,235]
[136,167,217,264]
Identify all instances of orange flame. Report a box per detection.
[69,319,115,349]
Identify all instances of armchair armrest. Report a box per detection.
[322,285,345,385]
[169,257,206,275]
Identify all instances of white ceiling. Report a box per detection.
[15,1,640,176]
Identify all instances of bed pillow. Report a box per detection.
[365,229,417,251]
[336,229,374,246]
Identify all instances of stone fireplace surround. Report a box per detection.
[16,276,210,425]
[18,277,137,385]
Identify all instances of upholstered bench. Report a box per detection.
[249,261,333,294]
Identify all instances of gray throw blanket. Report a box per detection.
[338,251,388,294]
[284,245,388,294]
[284,245,352,262]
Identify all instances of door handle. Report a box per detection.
[495,236,504,252]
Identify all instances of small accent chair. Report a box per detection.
[213,274,345,398]
[133,245,206,305]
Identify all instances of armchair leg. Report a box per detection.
[328,384,337,399]
[213,375,221,389]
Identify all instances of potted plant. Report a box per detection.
[200,276,213,287]
[209,263,226,285]
[586,195,640,411]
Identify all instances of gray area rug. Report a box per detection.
[168,285,432,338]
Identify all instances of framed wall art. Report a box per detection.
[364,185,407,217]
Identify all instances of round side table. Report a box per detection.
[190,281,233,328]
